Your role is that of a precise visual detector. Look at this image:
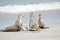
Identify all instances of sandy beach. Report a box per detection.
[0,24,60,40]
[0,0,60,40]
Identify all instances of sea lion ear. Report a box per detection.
[18,15,20,17]
[18,14,22,17]
[39,14,41,16]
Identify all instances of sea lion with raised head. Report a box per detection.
[2,14,24,32]
[29,12,38,31]
[38,14,49,29]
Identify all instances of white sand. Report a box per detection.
[0,24,60,40]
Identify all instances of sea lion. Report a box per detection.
[38,14,49,29]
[2,14,24,32]
[29,12,38,31]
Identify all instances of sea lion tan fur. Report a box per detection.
[29,12,38,31]
[2,14,24,32]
